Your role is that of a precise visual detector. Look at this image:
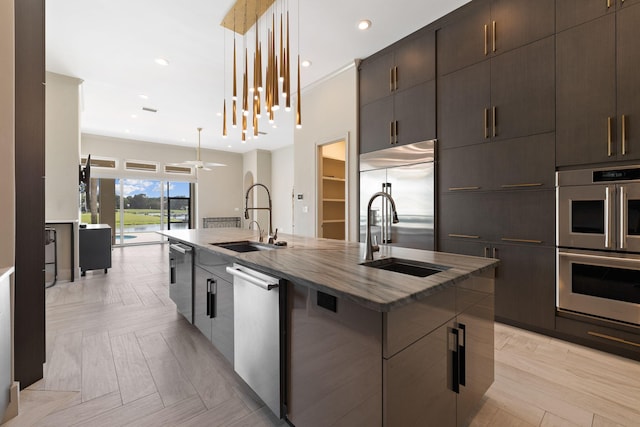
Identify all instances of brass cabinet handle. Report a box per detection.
[390,121,394,145]
[484,108,489,139]
[389,68,393,92]
[607,0,611,7]
[588,331,640,348]
[501,237,543,244]
[448,234,480,239]
[449,186,481,191]
[500,183,543,188]
[492,21,496,52]
[394,120,399,144]
[607,116,613,156]
[492,247,498,258]
[492,106,497,137]
[622,114,627,155]
[484,247,490,257]
[394,66,398,91]
[484,24,488,55]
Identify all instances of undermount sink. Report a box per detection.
[211,240,277,253]
[361,257,449,278]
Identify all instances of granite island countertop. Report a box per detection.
[158,228,499,312]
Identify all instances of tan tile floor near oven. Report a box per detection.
[3,245,639,426]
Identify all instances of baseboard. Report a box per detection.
[1,381,20,423]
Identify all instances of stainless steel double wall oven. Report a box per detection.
[557,166,640,326]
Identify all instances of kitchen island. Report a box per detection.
[159,228,498,427]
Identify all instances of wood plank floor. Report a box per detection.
[3,244,640,426]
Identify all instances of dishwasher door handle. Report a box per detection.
[169,244,191,254]
[226,266,279,290]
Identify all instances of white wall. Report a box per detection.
[0,0,15,268]
[81,134,244,229]
[293,65,359,241]
[45,72,82,221]
[271,145,294,234]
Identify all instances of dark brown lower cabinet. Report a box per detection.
[287,270,495,427]
[439,238,556,331]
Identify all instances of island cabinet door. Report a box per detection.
[287,284,383,427]
[455,293,495,427]
[193,266,213,342]
[383,320,457,427]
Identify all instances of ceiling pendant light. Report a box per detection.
[221,0,301,138]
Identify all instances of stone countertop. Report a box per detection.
[0,266,14,283]
[159,229,499,312]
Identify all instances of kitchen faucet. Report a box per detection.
[244,183,276,243]
[364,191,399,261]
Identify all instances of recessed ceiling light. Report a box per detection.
[154,58,169,66]
[358,20,372,30]
[301,60,312,67]
[125,129,130,133]
[227,145,232,148]
[216,112,222,117]
[131,114,137,119]
[138,94,148,100]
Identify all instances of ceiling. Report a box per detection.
[45,0,470,154]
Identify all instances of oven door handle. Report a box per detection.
[605,187,614,249]
[620,186,627,250]
[558,250,637,263]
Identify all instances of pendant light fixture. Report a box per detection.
[220,0,301,140]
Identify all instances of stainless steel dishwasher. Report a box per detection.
[226,263,285,418]
[169,242,193,323]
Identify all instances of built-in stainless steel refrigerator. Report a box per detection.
[359,140,435,250]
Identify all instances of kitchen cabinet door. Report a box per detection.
[490,0,555,56]
[556,15,616,167]
[394,80,436,147]
[492,244,556,331]
[491,132,556,191]
[194,265,213,342]
[490,36,555,142]
[438,60,491,149]
[360,97,394,154]
[393,29,435,92]
[210,277,234,364]
[490,190,556,247]
[439,145,490,193]
[439,192,493,245]
[384,321,457,427]
[437,0,490,77]
[616,3,640,161]
[359,51,394,107]
[456,294,494,427]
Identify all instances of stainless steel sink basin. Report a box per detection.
[211,240,277,253]
[361,257,449,277]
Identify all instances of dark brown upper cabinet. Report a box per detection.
[437,0,555,77]
[438,36,555,150]
[556,0,640,33]
[556,3,640,166]
[359,29,436,154]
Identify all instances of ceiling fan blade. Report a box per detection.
[203,162,226,167]
[200,167,213,171]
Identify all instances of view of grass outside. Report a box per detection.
[80,209,188,227]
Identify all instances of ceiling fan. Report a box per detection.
[171,127,226,171]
